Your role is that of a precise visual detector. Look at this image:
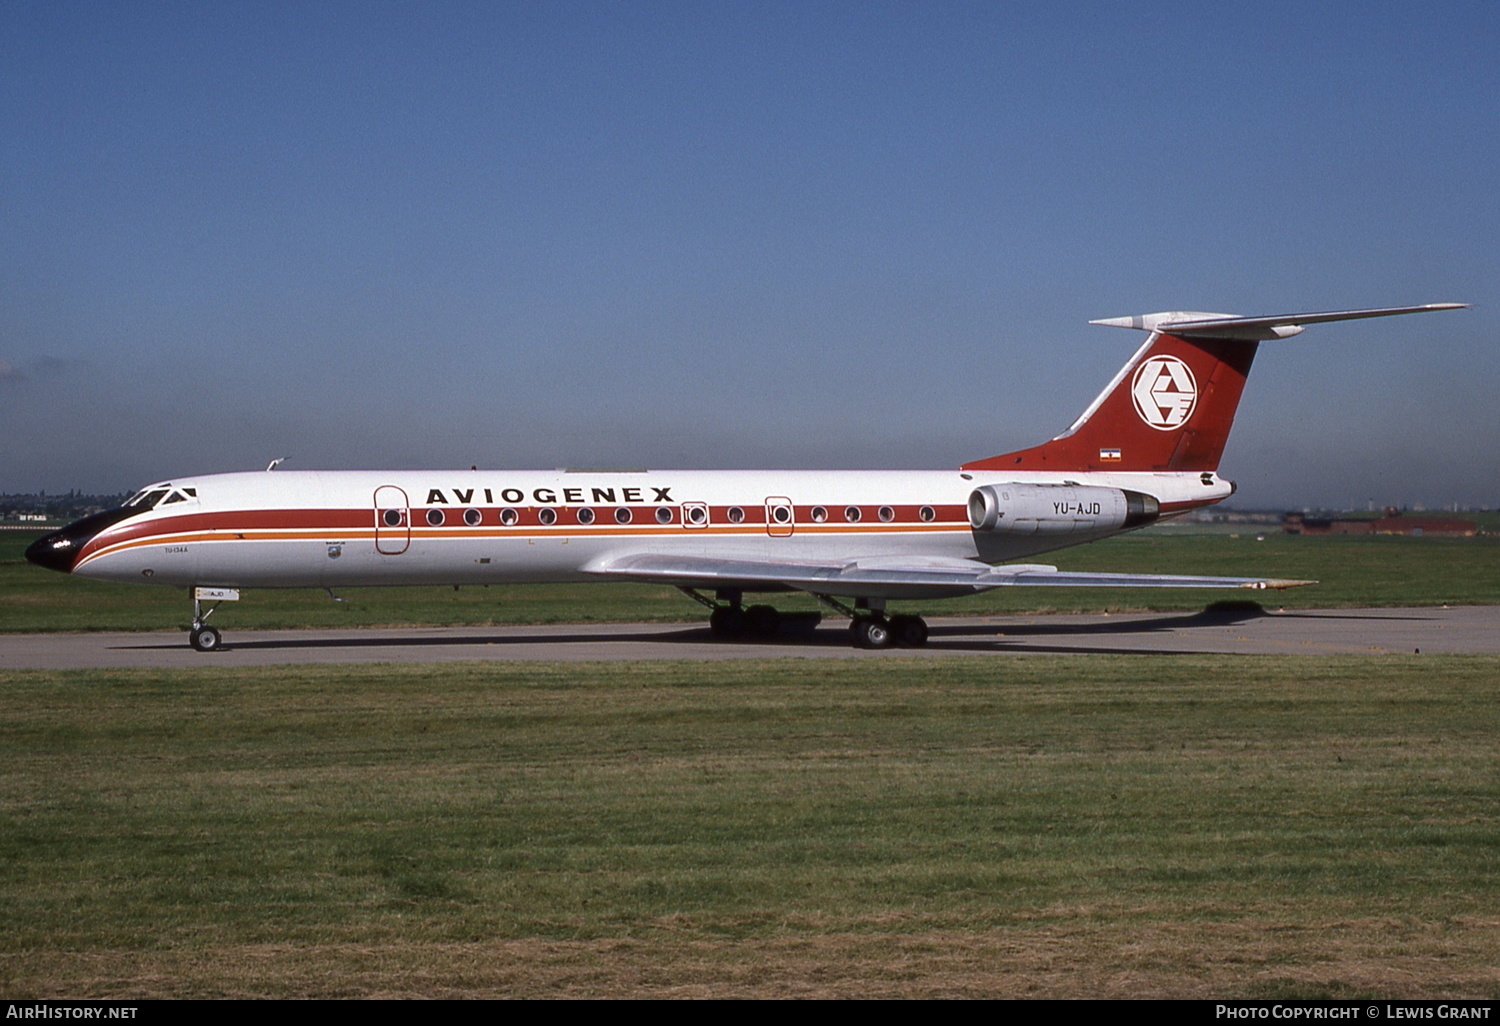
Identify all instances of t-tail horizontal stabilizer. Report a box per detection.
[964,301,1468,474]
[1089,303,1469,341]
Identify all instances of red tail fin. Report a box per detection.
[962,304,1468,475]
[963,330,1256,473]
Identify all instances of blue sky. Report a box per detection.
[2,1,1495,508]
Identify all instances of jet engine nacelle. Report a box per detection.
[967,484,1159,536]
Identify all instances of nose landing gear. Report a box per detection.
[189,587,238,652]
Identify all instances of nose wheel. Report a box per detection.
[190,626,223,652]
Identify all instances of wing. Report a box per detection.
[584,552,1314,600]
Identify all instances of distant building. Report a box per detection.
[1283,507,1478,537]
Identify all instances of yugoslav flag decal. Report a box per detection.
[1131,355,1198,430]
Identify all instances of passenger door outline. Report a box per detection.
[374,485,411,554]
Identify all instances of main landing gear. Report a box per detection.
[849,612,929,649]
[830,596,928,649]
[680,589,928,648]
[683,589,821,640]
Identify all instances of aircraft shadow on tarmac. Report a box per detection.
[934,601,1269,637]
[111,600,1409,657]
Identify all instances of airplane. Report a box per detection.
[26,302,1466,652]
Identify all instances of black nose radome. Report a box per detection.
[24,506,141,574]
[25,529,84,573]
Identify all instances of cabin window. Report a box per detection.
[577,507,595,525]
[844,506,862,523]
[500,508,519,526]
[382,508,404,527]
[655,507,673,524]
[538,508,557,526]
[727,506,745,524]
[878,506,895,523]
[426,508,445,526]
[919,505,936,522]
[686,505,707,525]
[810,506,828,523]
[614,507,632,525]
[463,508,482,526]
[771,505,791,524]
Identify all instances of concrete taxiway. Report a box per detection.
[1,606,1496,669]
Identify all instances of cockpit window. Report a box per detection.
[124,489,170,510]
[123,485,197,510]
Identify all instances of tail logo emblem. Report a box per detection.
[1131,355,1197,430]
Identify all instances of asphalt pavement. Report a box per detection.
[2,605,1495,668]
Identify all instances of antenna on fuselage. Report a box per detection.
[266,457,287,472]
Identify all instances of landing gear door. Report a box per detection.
[374,486,410,555]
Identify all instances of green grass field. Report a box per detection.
[6,525,1497,996]
[3,656,1498,998]
[4,530,1499,634]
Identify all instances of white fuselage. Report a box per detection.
[71,467,1230,590]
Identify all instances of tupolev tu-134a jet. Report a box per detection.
[27,303,1466,651]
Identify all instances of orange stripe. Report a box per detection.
[76,522,974,568]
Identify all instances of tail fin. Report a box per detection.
[961,304,1467,474]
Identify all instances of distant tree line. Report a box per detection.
[1,492,129,523]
